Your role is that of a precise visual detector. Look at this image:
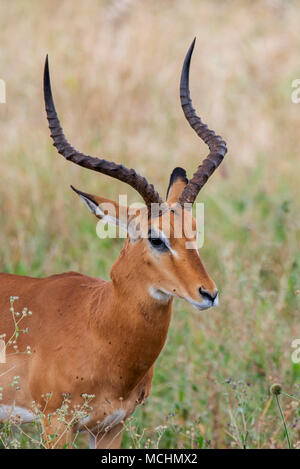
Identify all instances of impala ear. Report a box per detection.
[166,167,188,204]
[71,186,128,230]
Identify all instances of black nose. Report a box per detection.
[199,287,218,302]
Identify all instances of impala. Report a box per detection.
[0,39,227,449]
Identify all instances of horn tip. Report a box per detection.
[189,37,196,54]
[44,55,50,82]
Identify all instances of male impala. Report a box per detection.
[0,40,227,449]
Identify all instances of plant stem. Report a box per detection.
[275,395,291,449]
[282,391,300,402]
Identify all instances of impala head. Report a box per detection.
[43,39,227,311]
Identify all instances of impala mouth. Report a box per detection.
[187,295,219,311]
[149,287,219,310]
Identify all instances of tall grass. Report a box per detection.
[0,0,299,448]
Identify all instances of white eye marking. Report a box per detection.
[149,287,172,303]
[168,246,178,258]
[159,231,178,257]
[150,229,179,258]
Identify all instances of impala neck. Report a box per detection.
[92,243,173,397]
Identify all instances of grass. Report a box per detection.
[0,0,300,449]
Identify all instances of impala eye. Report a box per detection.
[150,237,163,247]
[148,234,168,251]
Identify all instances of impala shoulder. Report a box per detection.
[46,271,84,279]
[45,271,104,284]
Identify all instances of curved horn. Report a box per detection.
[43,56,163,208]
[178,39,227,206]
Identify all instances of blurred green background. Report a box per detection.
[0,0,299,448]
